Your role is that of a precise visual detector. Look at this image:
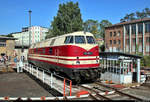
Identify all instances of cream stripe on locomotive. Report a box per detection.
[29,56,99,65]
[29,54,99,59]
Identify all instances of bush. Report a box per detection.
[141,55,150,68]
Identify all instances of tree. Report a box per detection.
[136,11,146,19]
[45,28,53,39]
[46,2,83,38]
[83,19,99,37]
[120,7,150,22]
[99,20,112,38]
[144,8,150,17]
[120,18,125,22]
[124,14,130,21]
[6,34,13,37]
[128,13,135,20]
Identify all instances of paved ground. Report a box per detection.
[0,72,53,97]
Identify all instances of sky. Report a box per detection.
[0,0,150,34]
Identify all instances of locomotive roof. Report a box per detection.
[30,31,94,48]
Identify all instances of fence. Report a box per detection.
[20,62,72,96]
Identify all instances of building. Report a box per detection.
[0,36,16,61]
[105,18,150,55]
[12,26,48,46]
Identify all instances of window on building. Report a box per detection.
[131,24,136,34]
[146,45,150,52]
[145,22,150,33]
[118,40,121,44]
[126,45,129,52]
[146,37,150,43]
[110,40,112,45]
[132,46,135,52]
[126,39,129,45]
[0,43,6,47]
[110,32,112,37]
[138,23,143,34]
[125,25,130,35]
[113,40,116,44]
[132,38,136,44]
[117,31,121,36]
[139,45,142,52]
[139,38,143,43]
[114,31,116,36]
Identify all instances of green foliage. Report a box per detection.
[6,34,13,37]
[141,56,150,68]
[120,7,150,22]
[99,20,112,38]
[99,44,105,52]
[83,19,112,39]
[83,19,99,37]
[46,1,83,39]
[0,34,13,37]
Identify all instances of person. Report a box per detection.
[14,56,18,63]
[0,55,2,63]
[3,56,6,64]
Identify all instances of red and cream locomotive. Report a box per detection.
[28,31,101,83]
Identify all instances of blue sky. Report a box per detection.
[0,0,150,34]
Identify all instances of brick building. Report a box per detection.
[105,18,150,55]
[0,36,16,61]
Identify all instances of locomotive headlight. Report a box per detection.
[96,56,99,63]
[76,57,80,64]
[76,61,80,64]
[96,60,99,63]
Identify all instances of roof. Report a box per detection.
[106,18,150,28]
[0,36,16,40]
[10,32,22,35]
[99,52,142,59]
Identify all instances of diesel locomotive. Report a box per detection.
[28,31,101,83]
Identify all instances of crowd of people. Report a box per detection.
[0,54,25,64]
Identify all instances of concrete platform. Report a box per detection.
[0,73,53,97]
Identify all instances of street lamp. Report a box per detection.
[28,10,32,46]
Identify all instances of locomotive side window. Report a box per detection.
[64,36,74,44]
[49,48,53,54]
[75,36,85,44]
[86,36,96,44]
[43,48,45,54]
[50,39,55,46]
[36,48,38,54]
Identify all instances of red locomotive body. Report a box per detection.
[28,31,101,83]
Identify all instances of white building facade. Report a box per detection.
[12,26,48,46]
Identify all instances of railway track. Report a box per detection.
[21,63,147,100]
[95,82,144,101]
[79,85,112,100]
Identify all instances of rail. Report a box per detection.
[95,82,144,101]
[79,85,113,100]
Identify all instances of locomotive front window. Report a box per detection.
[64,36,74,44]
[75,36,85,44]
[86,36,96,44]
